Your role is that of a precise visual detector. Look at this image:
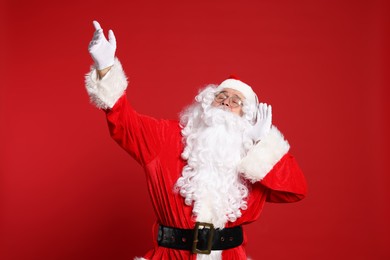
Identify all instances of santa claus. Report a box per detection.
[85,21,307,260]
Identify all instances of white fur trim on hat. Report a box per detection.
[85,58,128,109]
[238,126,290,183]
[216,78,258,107]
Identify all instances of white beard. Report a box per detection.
[176,87,254,230]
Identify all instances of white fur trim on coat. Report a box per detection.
[239,126,290,183]
[85,58,128,109]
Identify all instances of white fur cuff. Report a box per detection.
[85,58,128,109]
[239,126,290,183]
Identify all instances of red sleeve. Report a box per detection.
[260,153,307,203]
[104,93,169,166]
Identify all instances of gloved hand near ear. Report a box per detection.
[88,20,116,70]
[246,103,272,143]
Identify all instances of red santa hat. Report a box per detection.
[215,75,258,108]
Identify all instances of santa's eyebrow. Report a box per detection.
[217,90,228,94]
[217,91,242,100]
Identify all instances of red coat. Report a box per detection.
[105,94,307,259]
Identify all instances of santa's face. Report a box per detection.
[211,88,245,116]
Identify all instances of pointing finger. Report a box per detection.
[108,30,116,48]
[92,20,102,31]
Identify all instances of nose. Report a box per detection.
[221,101,230,106]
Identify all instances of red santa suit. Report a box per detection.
[85,59,307,259]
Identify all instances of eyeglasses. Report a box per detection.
[214,91,243,108]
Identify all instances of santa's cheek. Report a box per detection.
[211,101,219,107]
[231,108,242,116]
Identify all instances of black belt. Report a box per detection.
[157,222,243,254]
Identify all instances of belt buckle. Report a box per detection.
[192,222,215,255]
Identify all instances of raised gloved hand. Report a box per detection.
[246,103,272,142]
[88,20,116,70]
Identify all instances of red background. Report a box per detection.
[1,0,389,259]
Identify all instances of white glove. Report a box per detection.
[246,103,272,142]
[88,20,116,70]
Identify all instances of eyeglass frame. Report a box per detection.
[213,91,244,108]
